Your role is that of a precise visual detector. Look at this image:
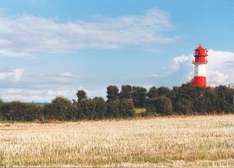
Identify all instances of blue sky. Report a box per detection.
[0,0,234,102]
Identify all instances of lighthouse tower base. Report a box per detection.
[193,63,207,88]
[193,76,207,88]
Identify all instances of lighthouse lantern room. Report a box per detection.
[192,44,208,88]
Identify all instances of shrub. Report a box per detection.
[44,97,73,120]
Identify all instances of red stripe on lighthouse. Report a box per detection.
[193,76,207,88]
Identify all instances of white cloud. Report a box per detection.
[171,55,192,71]
[0,8,176,57]
[0,88,75,102]
[171,49,234,86]
[0,68,24,81]
[59,72,74,78]
[0,87,107,102]
[0,69,81,102]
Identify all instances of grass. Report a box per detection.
[0,115,234,167]
[134,108,146,114]
[134,108,146,117]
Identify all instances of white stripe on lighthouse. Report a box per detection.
[194,64,206,77]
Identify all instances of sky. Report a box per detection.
[0,0,234,102]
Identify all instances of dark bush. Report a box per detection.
[1,102,42,121]
[119,98,135,117]
[107,86,119,102]
[44,97,73,120]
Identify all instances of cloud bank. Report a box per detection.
[0,68,79,102]
[0,8,176,57]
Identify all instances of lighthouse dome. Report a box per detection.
[194,44,208,64]
[194,44,208,57]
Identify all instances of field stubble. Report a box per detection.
[0,115,234,167]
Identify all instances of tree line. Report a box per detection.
[0,83,234,121]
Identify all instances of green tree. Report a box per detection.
[145,98,158,116]
[107,86,119,102]
[156,96,173,115]
[147,87,158,99]
[1,102,41,121]
[77,99,96,120]
[120,85,132,99]
[0,99,5,120]
[93,97,107,119]
[107,99,120,118]
[76,90,87,102]
[132,86,147,108]
[44,97,73,120]
[174,97,193,115]
[119,98,135,117]
[214,86,234,113]
[158,87,170,97]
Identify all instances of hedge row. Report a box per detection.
[0,83,233,121]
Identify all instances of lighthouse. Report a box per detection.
[192,44,208,88]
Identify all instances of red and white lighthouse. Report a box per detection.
[192,44,208,88]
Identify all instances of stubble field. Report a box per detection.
[0,115,234,167]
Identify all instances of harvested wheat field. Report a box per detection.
[0,115,234,168]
